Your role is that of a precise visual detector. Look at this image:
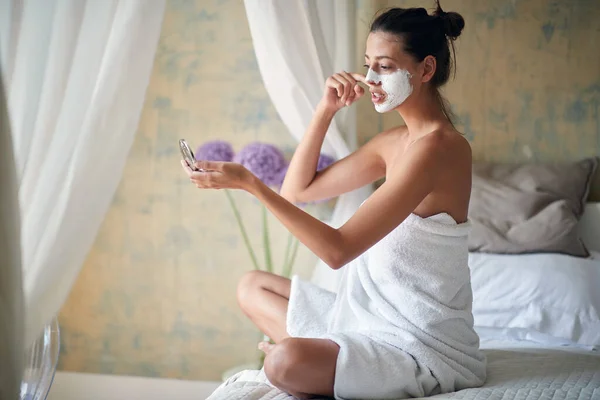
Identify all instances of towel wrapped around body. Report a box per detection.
[287,212,487,399]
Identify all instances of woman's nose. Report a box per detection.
[365,69,381,85]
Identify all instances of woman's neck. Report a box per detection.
[397,90,450,139]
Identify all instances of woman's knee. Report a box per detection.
[236,270,264,311]
[264,338,303,387]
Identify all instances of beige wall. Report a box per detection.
[358,1,600,182]
[58,0,600,381]
[57,0,317,380]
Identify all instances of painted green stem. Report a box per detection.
[282,231,294,276]
[262,204,273,273]
[283,236,300,279]
[225,189,261,271]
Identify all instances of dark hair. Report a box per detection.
[370,0,465,123]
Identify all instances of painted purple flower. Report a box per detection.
[234,142,287,187]
[195,140,235,162]
[317,153,335,171]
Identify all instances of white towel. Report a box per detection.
[287,212,487,399]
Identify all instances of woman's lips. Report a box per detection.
[371,92,385,104]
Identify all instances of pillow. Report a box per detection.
[579,203,600,252]
[468,158,598,257]
[469,251,600,348]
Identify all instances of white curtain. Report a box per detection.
[243,0,373,293]
[0,64,24,400]
[0,0,165,364]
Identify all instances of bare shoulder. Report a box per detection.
[356,126,408,173]
[410,127,471,164]
[364,125,409,158]
[366,125,408,146]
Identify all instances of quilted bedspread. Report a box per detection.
[206,347,600,400]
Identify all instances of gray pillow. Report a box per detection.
[468,158,598,257]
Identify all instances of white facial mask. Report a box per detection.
[366,68,413,113]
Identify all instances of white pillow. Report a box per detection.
[469,251,600,348]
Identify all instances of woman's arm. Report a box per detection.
[282,124,387,204]
[280,72,382,204]
[186,135,447,270]
[278,104,334,202]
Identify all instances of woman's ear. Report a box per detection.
[421,55,436,83]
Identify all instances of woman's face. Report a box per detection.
[364,31,423,113]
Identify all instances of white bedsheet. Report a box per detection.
[206,340,600,400]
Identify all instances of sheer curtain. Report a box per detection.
[0,1,165,392]
[0,63,24,400]
[244,0,373,292]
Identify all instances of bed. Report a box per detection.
[208,158,600,400]
[207,341,600,399]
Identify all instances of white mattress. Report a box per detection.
[206,340,600,400]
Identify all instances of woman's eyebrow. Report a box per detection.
[364,54,396,61]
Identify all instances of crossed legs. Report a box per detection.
[237,270,339,399]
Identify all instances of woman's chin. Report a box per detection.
[374,99,406,114]
[374,103,394,113]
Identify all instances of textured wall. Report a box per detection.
[58,0,600,381]
[357,0,600,197]
[57,0,317,380]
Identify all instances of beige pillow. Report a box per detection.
[468,158,598,257]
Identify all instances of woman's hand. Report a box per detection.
[181,160,253,191]
[319,72,366,113]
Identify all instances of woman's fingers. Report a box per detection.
[329,74,346,102]
[350,73,367,83]
[349,73,367,104]
[195,160,223,171]
[325,72,367,108]
[326,76,344,99]
[333,72,354,105]
[190,171,223,189]
[333,72,367,106]
[341,71,367,106]
[181,160,193,176]
[187,161,246,191]
[354,83,364,98]
[339,71,357,105]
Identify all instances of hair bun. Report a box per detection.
[433,2,465,40]
[441,11,464,39]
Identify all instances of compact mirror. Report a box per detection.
[179,139,200,171]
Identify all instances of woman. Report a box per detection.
[182,2,486,399]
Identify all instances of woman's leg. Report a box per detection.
[237,270,291,343]
[261,338,339,399]
[239,272,339,397]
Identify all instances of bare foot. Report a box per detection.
[258,341,275,354]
